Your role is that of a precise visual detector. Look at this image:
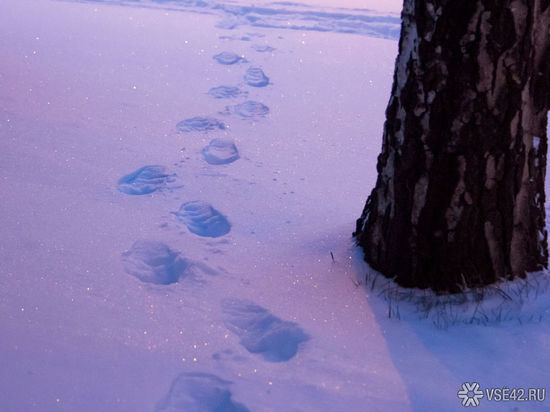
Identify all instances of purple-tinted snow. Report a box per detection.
[1,0,549,411]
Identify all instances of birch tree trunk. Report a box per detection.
[354,0,550,292]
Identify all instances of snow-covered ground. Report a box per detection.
[1,0,549,411]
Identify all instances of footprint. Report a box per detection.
[221,299,309,362]
[173,201,231,238]
[202,138,240,165]
[251,44,275,53]
[208,85,248,99]
[243,67,269,87]
[117,165,176,195]
[176,117,226,132]
[122,240,189,285]
[213,51,246,65]
[232,100,269,118]
[156,372,249,412]
[246,32,265,38]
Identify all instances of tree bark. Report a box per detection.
[355,0,550,292]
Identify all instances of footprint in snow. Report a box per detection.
[122,241,219,285]
[156,372,249,412]
[246,32,265,39]
[218,35,252,42]
[243,67,269,87]
[173,201,231,238]
[208,85,248,99]
[222,299,310,362]
[176,117,226,132]
[252,44,275,53]
[117,165,176,195]
[122,240,189,285]
[213,51,246,65]
[232,100,269,118]
[202,138,240,165]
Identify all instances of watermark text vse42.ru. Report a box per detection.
[458,382,546,407]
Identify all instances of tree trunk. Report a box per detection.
[355,0,550,292]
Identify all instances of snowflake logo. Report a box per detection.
[457,382,483,407]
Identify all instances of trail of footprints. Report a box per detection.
[117,41,307,410]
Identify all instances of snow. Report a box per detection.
[1,0,549,411]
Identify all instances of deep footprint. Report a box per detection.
[117,165,175,195]
[243,67,269,87]
[156,372,249,412]
[176,117,226,132]
[233,100,269,118]
[208,85,247,99]
[122,240,189,285]
[202,138,240,165]
[213,51,246,65]
[222,299,310,362]
[173,201,231,237]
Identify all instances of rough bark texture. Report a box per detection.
[355,0,550,292]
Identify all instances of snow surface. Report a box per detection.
[0,0,549,411]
